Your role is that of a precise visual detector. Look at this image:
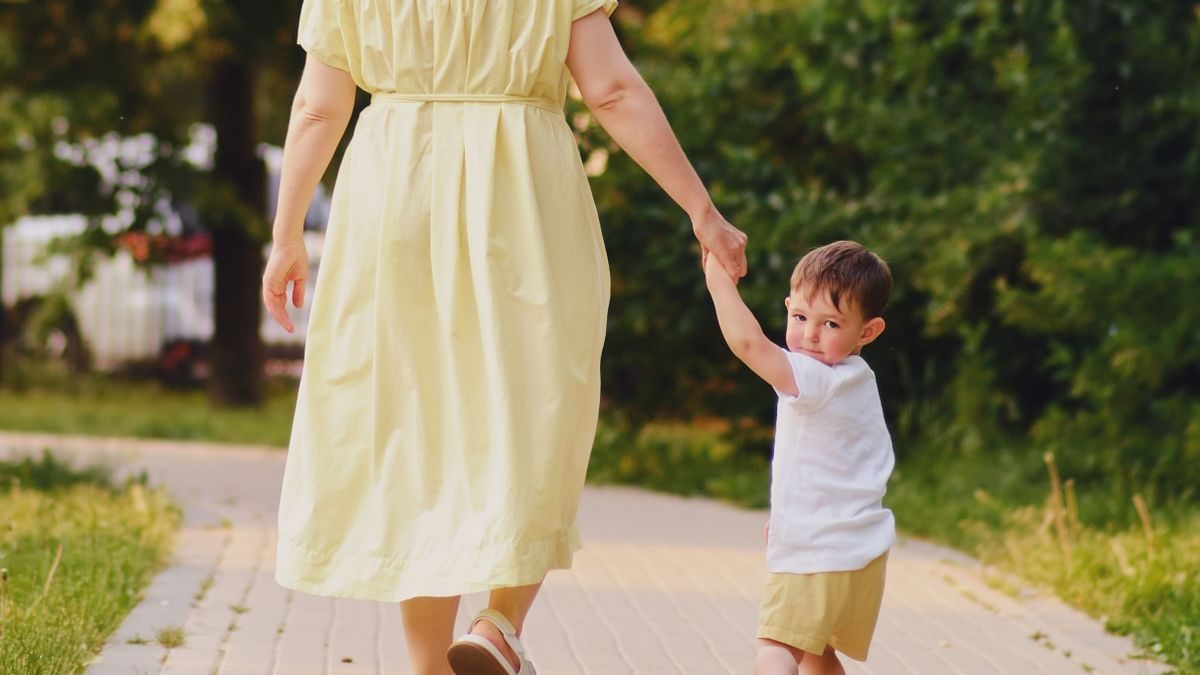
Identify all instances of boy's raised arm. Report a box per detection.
[704,257,798,397]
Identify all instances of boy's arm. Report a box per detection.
[704,256,798,397]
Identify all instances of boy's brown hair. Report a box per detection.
[789,240,892,320]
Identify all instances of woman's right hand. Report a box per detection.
[692,205,748,280]
[262,240,309,334]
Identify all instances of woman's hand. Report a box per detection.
[262,240,309,334]
[567,14,748,278]
[692,205,748,280]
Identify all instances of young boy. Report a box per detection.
[704,240,895,675]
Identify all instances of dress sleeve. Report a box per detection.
[572,0,618,21]
[297,0,350,72]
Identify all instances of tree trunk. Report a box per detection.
[207,58,265,406]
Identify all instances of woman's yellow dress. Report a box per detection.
[276,0,617,602]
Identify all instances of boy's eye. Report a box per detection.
[824,320,839,329]
[793,314,806,322]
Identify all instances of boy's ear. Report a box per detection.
[859,317,885,345]
[784,296,792,310]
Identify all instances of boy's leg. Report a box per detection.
[400,595,462,675]
[755,638,800,675]
[797,646,846,675]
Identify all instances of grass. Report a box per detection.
[0,375,296,446]
[154,625,186,649]
[194,574,214,603]
[988,499,1199,669]
[0,452,180,674]
[888,449,1200,674]
[1,377,1196,671]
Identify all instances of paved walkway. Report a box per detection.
[0,432,1170,675]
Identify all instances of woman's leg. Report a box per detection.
[401,595,461,675]
[468,580,543,670]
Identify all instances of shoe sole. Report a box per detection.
[447,641,513,675]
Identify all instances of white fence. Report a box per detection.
[2,215,323,369]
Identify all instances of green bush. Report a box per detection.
[588,416,771,508]
[590,0,1199,501]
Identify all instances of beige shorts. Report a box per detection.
[757,551,888,661]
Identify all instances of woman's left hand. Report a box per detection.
[693,206,748,280]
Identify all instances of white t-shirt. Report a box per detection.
[766,350,895,574]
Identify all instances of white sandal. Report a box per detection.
[446,608,536,675]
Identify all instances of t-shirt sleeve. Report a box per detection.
[774,351,838,412]
[573,0,618,21]
[297,0,350,72]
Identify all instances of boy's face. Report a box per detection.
[784,286,885,366]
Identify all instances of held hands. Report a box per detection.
[703,248,732,285]
[262,240,308,334]
[692,205,748,281]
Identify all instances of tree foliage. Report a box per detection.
[591,0,1200,501]
[0,0,307,404]
[2,0,1196,497]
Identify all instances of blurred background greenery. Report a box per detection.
[588,0,1200,509]
[1,0,1197,671]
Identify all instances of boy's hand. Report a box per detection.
[693,207,748,280]
[704,249,737,285]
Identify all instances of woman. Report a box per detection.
[262,1,747,673]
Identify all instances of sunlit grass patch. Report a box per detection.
[891,450,1199,673]
[0,452,180,673]
[983,474,1199,672]
[0,376,297,447]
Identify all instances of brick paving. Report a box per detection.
[0,432,1170,675]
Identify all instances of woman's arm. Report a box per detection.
[566,9,747,279]
[271,56,357,245]
[262,56,356,332]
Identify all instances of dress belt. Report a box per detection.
[371,92,561,114]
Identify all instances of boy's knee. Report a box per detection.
[758,638,796,667]
[755,638,800,674]
[797,646,845,675]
